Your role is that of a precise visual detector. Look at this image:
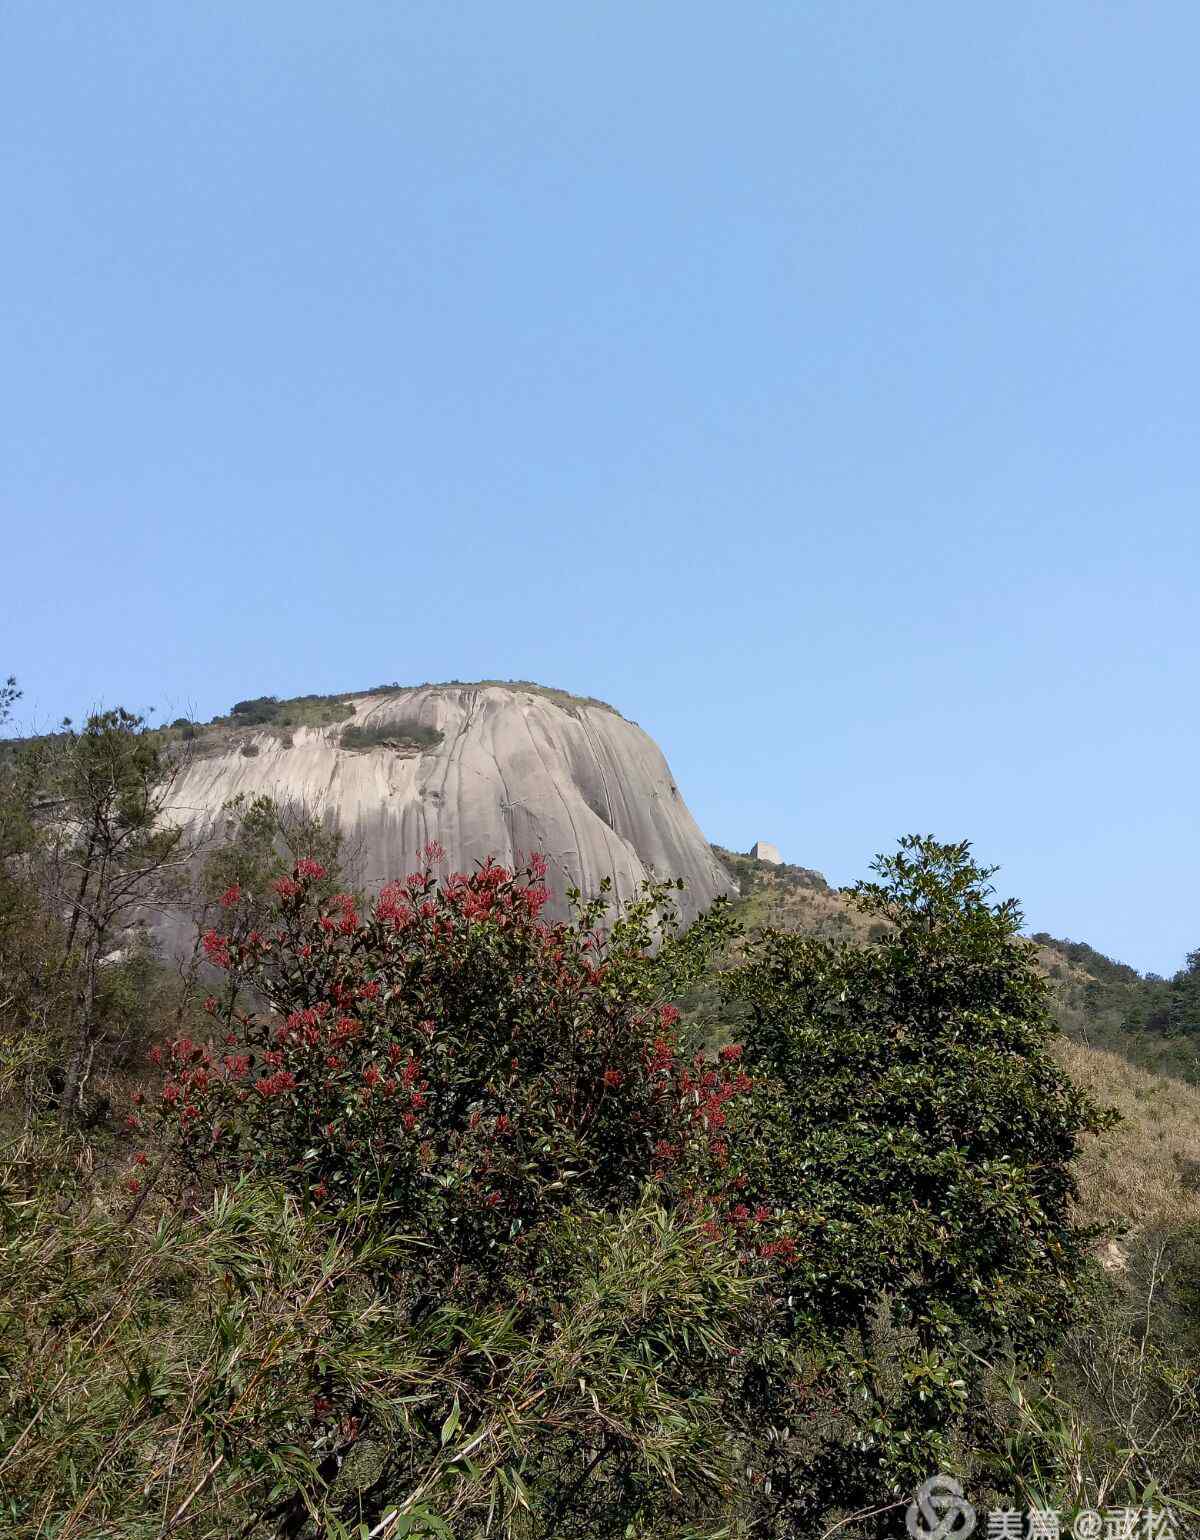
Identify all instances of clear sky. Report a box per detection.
[2,4,1196,976]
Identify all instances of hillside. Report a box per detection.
[713,845,1200,1090]
[5,692,1200,1533]
[1056,1035,1200,1237]
[707,853,1200,1270]
[1037,932,1200,1084]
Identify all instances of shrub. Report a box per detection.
[0,1138,755,1539]
[274,694,355,728]
[144,852,744,1295]
[720,836,1114,1526]
[116,854,758,1534]
[224,694,352,730]
[230,695,279,725]
[340,720,444,752]
[982,1242,1200,1520]
[357,681,621,716]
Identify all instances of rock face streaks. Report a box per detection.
[166,684,736,927]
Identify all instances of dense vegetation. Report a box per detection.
[1036,932,1200,1085]
[2,684,1199,1536]
[228,694,357,730]
[340,721,445,753]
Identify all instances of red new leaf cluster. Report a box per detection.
[137,848,768,1280]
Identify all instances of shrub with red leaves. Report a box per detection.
[145,848,746,1284]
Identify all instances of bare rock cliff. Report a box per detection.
[167,683,735,925]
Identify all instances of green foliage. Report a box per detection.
[980,1240,1200,1520]
[230,694,280,724]
[1,684,192,1129]
[712,844,830,895]
[0,877,76,1132]
[1039,932,1200,1085]
[6,806,1192,1534]
[201,793,348,916]
[151,859,744,1305]
[340,720,444,752]
[228,693,355,730]
[1157,951,1200,1038]
[20,708,197,1126]
[721,836,1113,1524]
[0,1144,754,1537]
[1034,934,1142,989]
[0,677,18,731]
[275,695,356,728]
[210,681,616,743]
[179,793,352,1037]
[0,712,38,869]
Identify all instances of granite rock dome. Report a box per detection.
[167,682,735,926]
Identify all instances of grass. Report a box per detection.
[0,1128,753,1540]
[0,1150,429,1539]
[1055,1037,1200,1236]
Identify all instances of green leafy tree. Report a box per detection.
[0,677,30,864]
[0,680,84,1121]
[0,676,60,1119]
[1164,950,1200,1038]
[35,709,196,1126]
[722,836,1113,1527]
[0,676,17,728]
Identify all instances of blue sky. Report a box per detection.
[2,4,1197,975]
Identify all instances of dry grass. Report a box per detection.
[1057,1036,1200,1236]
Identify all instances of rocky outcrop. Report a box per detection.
[750,840,783,865]
[166,683,735,928]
